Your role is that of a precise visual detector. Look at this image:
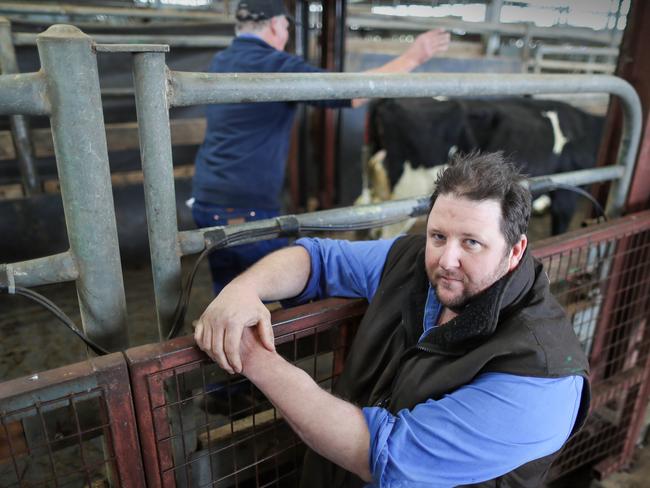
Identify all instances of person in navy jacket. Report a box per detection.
[192,0,450,295]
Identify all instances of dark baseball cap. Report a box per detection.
[235,0,293,22]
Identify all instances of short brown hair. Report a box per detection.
[429,151,532,248]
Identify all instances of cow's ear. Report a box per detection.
[507,234,528,272]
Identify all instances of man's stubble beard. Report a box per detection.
[429,253,511,311]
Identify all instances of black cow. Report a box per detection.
[368,97,605,235]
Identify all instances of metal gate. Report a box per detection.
[0,353,144,487]
[125,298,366,487]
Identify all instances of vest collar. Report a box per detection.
[419,248,537,352]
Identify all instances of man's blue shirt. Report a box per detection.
[287,237,583,487]
[193,36,350,210]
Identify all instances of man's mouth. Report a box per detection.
[437,273,463,283]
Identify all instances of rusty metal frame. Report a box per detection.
[0,353,145,487]
[532,210,650,480]
[125,298,366,488]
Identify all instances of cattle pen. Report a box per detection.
[0,19,649,488]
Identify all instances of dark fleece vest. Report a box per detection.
[300,234,590,488]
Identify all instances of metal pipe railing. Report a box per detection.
[0,71,49,116]
[0,24,129,351]
[168,71,641,217]
[0,252,78,289]
[176,166,627,257]
[0,17,40,196]
[128,65,642,338]
[1,26,642,349]
[132,50,182,341]
[148,71,637,338]
[35,24,128,352]
[14,32,233,48]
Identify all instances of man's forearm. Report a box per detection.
[233,245,311,301]
[244,348,372,482]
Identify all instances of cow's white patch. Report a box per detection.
[532,194,552,214]
[541,110,568,155]
[381,162,446,238]
[355,152,446,239]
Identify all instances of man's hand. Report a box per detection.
[356,27,451,103]
[194,282,275,374]
[405,28,450,66]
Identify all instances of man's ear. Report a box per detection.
[507,234,528,272]
[269,16,280,35]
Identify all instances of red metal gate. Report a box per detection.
[534,211,650,480]
[125,298,366,488]
[0,353,144,487]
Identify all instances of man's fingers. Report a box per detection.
[194,320,204,344]
[202,321,213,357]
[213,326,234,374]
[224,326,243,374]
[258,316,275,352]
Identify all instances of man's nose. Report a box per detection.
[439,242,461,270]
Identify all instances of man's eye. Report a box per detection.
[431,233,445,241]
[465,239,481,249]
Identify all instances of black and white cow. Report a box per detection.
[366,97,605,235]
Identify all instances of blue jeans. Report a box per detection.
[191,201,288,296]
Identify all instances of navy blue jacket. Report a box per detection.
[193,36,350,210]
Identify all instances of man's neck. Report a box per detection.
[237,30,282,51]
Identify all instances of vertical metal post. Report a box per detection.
[37,25,128,352]
[484,0,503,56]
[0,17,40,195]
[132,49,182,340]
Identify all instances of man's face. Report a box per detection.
[425,194,525,310]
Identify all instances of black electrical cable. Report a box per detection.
[166,226,283,340]
[0,285,110,356]
[541,183,607,222]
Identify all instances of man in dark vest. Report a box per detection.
[195,151,590,487]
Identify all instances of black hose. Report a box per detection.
[533,182,607,222]
[0,285,110,355]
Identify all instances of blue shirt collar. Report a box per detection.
[420,284,442,341]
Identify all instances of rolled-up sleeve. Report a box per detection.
[282,237,397,306]
[363,373,584,487]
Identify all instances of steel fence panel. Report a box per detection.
[126,299,366,488]
[0,353,145,487]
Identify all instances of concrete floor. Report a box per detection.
[598,443,650,488]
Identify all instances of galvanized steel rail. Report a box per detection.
[136,60,641,337]
[0,25,128,352]
[0,18,40,195]
[0,26,643,348]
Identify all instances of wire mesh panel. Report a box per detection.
[0,352,144,487]
[126,298,366,488]
[531,211,650,480]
